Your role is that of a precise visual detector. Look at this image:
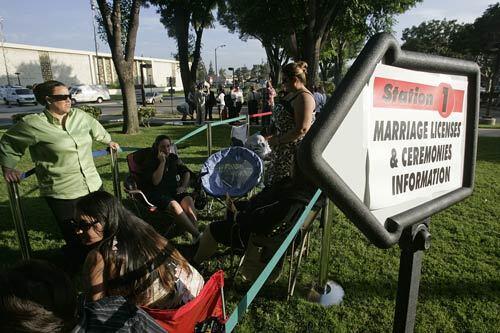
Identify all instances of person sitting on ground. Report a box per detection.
[76,191,205,309]
[192,170,318,265]
[0,259,165,333]
[145,134,200,239]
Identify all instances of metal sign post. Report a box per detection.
[298,33,479,332]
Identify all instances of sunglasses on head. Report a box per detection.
[70,219,100,231]
[49,94,72,101]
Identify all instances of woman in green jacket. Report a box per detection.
[0,80,119,268]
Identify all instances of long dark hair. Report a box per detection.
[76,191,189,305]
[152,134,172,160]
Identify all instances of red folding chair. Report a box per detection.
[141,270,226,333]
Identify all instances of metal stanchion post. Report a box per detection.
[207,122,213,157]
[6,182,31,259]
[110,149,122,201]
[308,199,344,306]
[318,200,331,287]
[246,114,251,139]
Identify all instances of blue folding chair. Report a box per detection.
[200,147,263,211]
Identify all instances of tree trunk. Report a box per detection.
[190,26,204,84]
[302,37,322,88]
[174,6,193,100]
[117,69,139,133]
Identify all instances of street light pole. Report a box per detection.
[214,44,226,85]
[0,17,11,85]
[90,0,101,85]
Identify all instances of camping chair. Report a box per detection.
[200,147,263,213]
[124,147,158,215]
[142,270,226,332]
[235,204,320,284]
[230,123,248,146]
[124,144,181,215]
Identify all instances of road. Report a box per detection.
[0,96,187,126]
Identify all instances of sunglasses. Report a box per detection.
[70,219,100,231]
[49,94,72,101]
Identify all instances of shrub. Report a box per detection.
[138,106,156,127]
[78,105,102,120]
[11,113,35,124]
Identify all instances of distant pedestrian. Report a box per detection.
[262,80,276,125]
[217,87,227,119]
[247,85,261,124]
[231,83,244,118]
[205,90,216,121]
[225,85,235,118]
[194,83,206,125]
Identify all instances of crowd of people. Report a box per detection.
[0,61,328,332]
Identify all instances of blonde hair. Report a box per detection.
[282,61,308,84]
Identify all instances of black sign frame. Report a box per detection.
[298,33,480,248]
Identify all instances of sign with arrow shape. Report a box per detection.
[298,33,480,248]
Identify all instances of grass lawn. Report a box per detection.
[0,125,499,332]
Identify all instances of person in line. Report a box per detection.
[205,90,217,121]
[313,85,327,115]
[224,86,235,119]
[194,83,206,125]
[76,191,204,309]
[0,80,119,268]
[246,85,261,125]
[192,170,318,265]
[216,86,227,120]
[75,191,204,309]
[187,86,196,120]
[177,101,190,121]
[0,259,165,333]
[230,83,244,118]
[264,61,315,186]
[262,80,276,126]
[144,134,200,238]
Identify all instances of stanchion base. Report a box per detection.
[307,281,344,307]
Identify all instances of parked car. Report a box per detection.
[136,91,164,104]
[4,87,37,105]
[0,85,23,103]
[69,84,110,104]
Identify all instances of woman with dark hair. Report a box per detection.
[0,80,119,267]
[264,61,315,186]
[76,191,204,308]
[146,135,199,238]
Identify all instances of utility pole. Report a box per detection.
[215,44,225,85]
[90,0,101,85]
[0,17,11,85]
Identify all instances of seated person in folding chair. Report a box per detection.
[146,135,200,239]
[76,191,205,309]
[192,168,318,265]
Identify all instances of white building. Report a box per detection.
[0,42,182,91]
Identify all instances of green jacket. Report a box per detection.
[0,108,112,199]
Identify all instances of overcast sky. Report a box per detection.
[0,0,495,71]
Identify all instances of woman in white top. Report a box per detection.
[77,191,204,309]
[216,87,226,119]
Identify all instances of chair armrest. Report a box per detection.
[124,188,157,212]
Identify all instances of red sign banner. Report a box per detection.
[373,77,464,118]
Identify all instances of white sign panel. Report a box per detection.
[367,64,468,209]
